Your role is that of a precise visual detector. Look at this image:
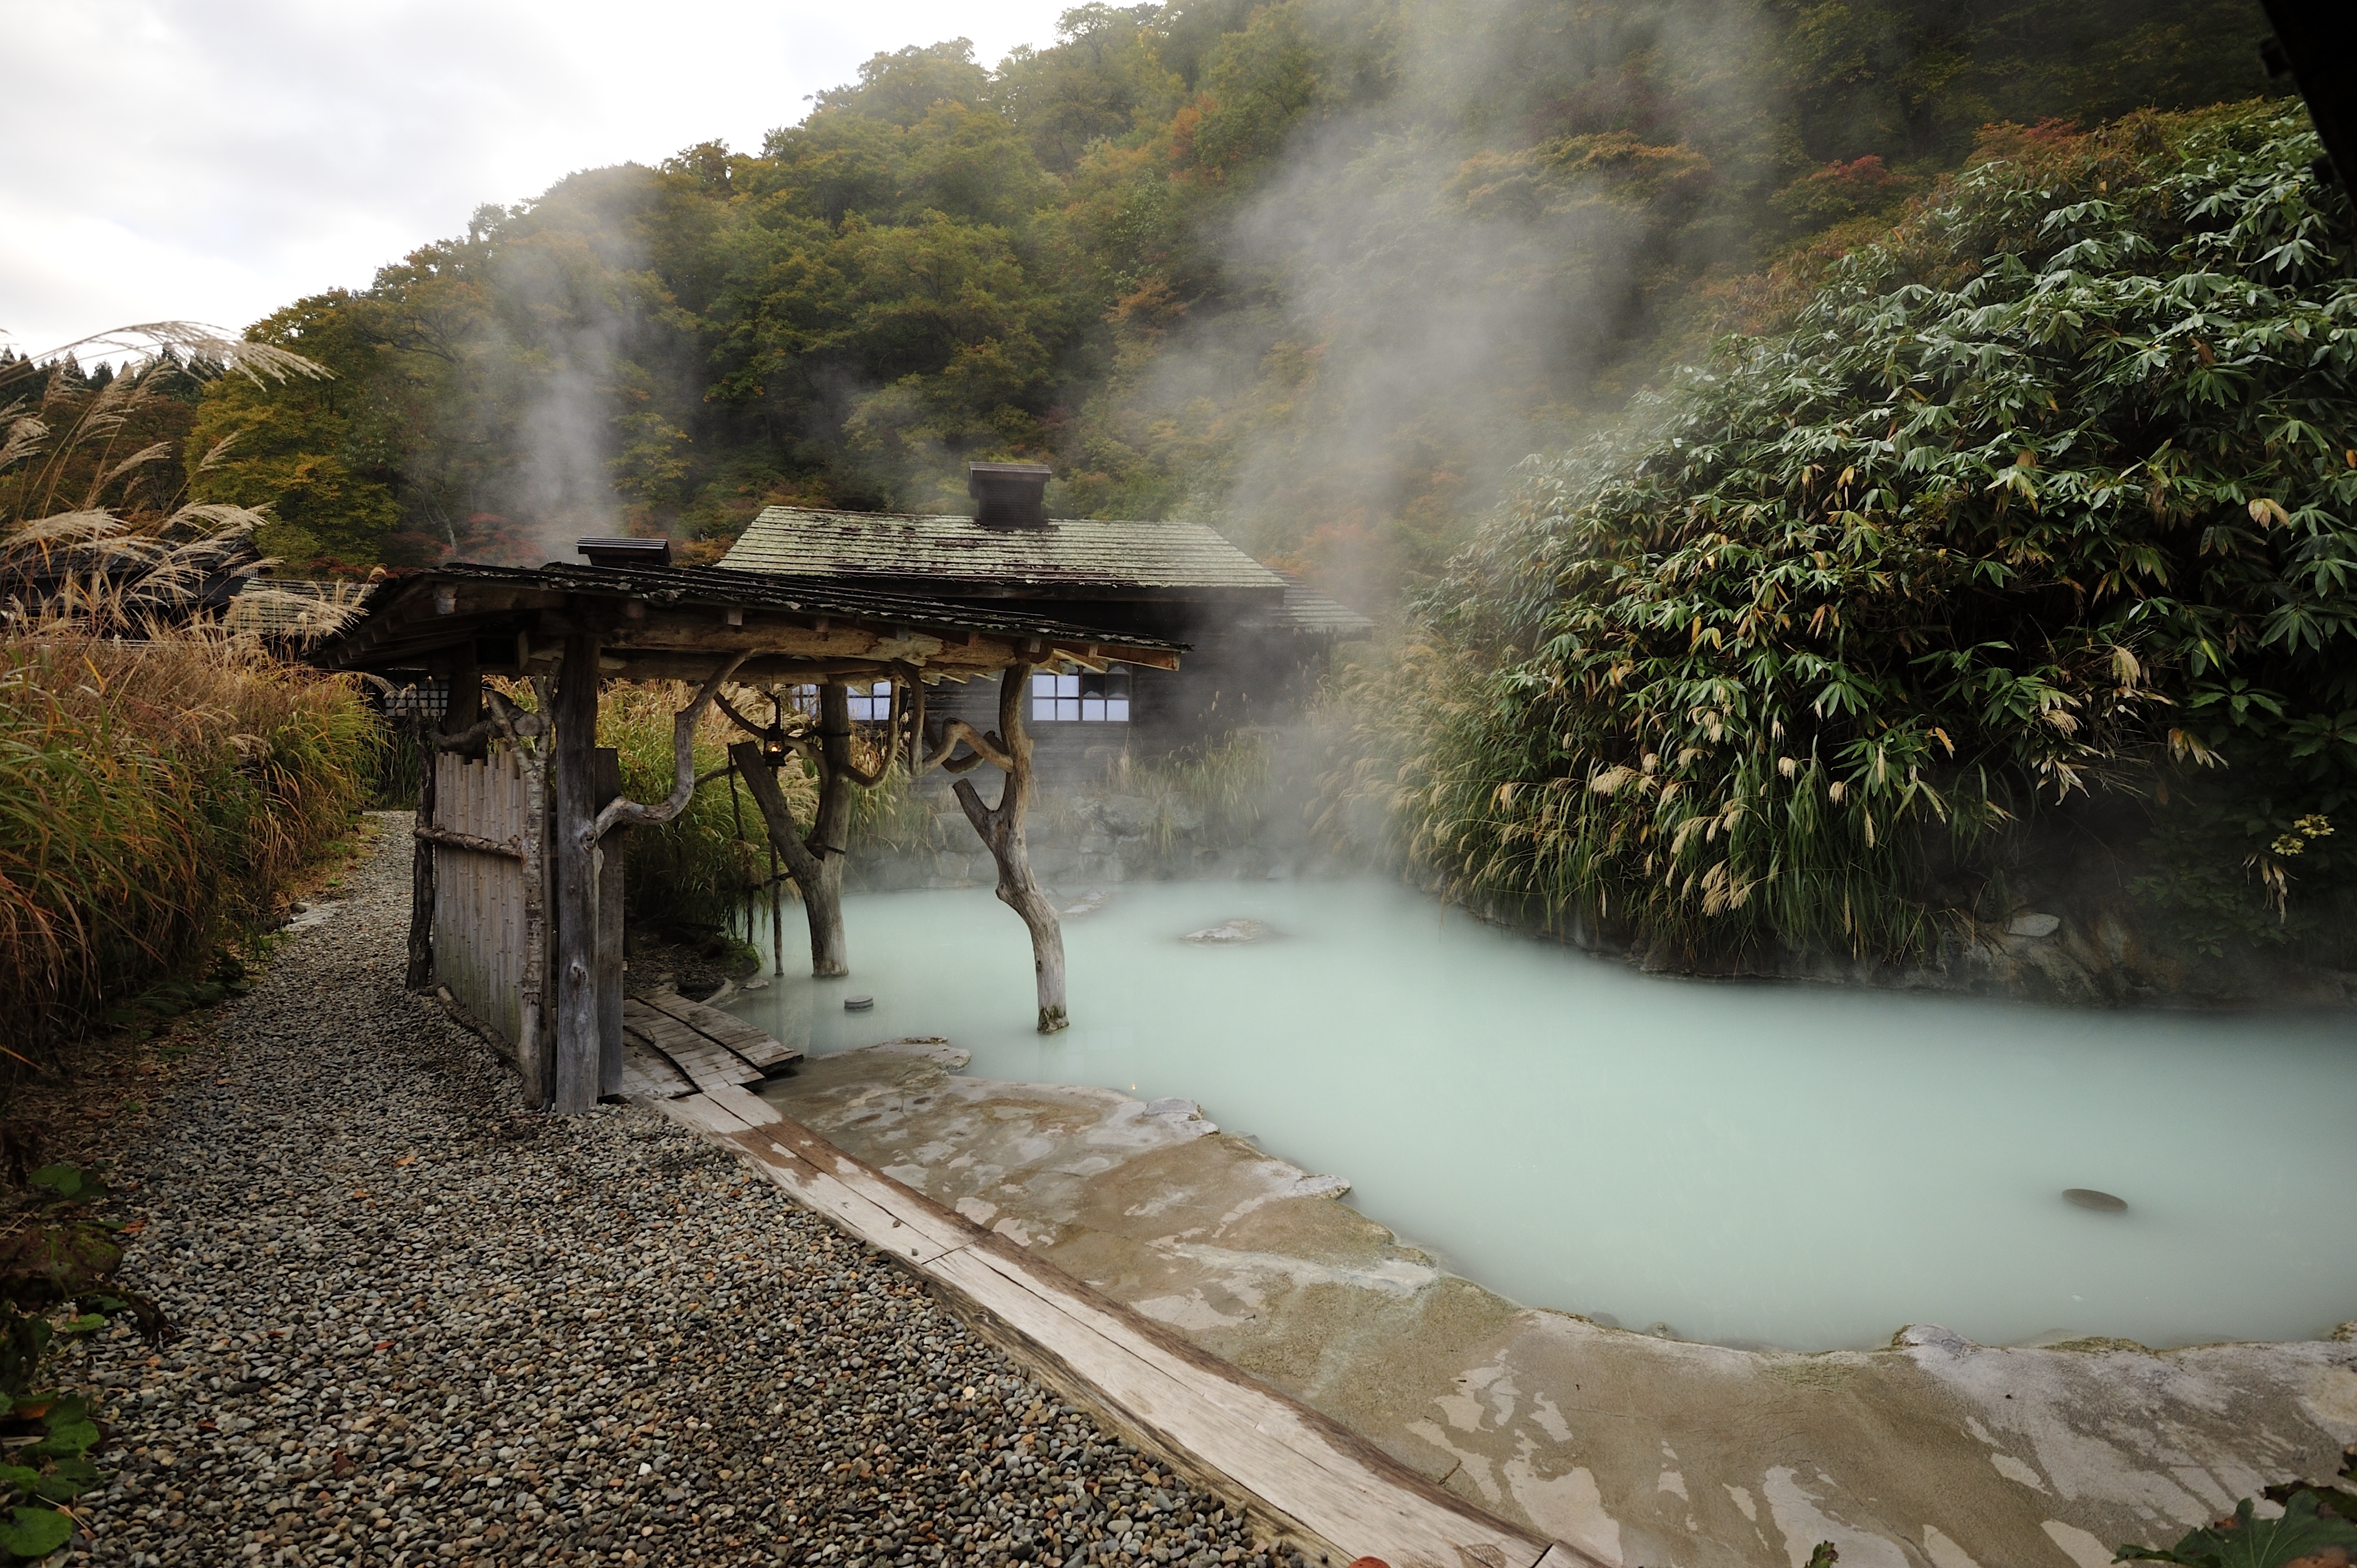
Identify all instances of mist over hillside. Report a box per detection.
[164,0,2277,600]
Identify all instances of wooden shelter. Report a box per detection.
[311,558,1182,1115]
[719,466,1370,791]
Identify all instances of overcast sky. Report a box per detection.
[0,0,1072,359]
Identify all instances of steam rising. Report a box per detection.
[1128,0,1769,600]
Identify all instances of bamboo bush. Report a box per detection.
[1343,101,2357,963]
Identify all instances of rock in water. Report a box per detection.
[2007,911,2062,937]
[1180,918,1273,945]
[2064,1187,2128,1211]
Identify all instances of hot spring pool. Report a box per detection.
[723,879,2357,1352]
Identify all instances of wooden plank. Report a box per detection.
[618,1037,696,1099]
[752,1113,990,1260]
[697,1082,783,1126]
[657,1098,952,1268]
[636,989,802,1070]
[923,1244,1552,1568]
[656,1092,1579,1568]
[750,1111,1545,1564]
[622,999,763,1094]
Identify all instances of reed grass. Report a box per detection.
[0,625,371,1056]
[0,331,370,1067]
[1109,733,1277,857]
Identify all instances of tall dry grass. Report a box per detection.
[0,329,370,1063]
[0,625,372,1055]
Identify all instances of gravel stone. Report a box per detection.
[72,816,1303,1568]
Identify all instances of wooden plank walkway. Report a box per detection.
[619,990,802,1099]
[652,1082,1598,1568]
[634,988,800,1071]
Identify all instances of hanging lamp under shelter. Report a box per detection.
[311,557,1183,1114]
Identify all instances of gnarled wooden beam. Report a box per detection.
[585,654,745,844]
[921,716,1007,775]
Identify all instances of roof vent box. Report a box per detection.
[577,537,672,568]
[967,462,1052,529]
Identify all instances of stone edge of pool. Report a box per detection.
[646,1067,1589,1568]
[730,1040,2357,1568]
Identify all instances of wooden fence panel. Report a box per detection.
[433,748,533,1049]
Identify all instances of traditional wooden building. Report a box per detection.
[718,464,1371,787]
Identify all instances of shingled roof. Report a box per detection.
[719,506,1289,600]
[1277,573,1376,637]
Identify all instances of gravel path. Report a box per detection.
[73,815,1292,1568]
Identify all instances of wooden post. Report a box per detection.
[405,721,437,992]
[592,747,626,1100]
[948,663,1068,1033]
[552,633,603,1115]
[446,647,482,741]
[408,651,481,992]
[904,677,927,776]
[730,741,847,977]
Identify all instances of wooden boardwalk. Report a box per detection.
[617,989,802,1099]
[646,1053,1594,1568]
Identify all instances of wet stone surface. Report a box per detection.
[74,816,1294,1568]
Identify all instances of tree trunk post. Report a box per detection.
[730,739,848,977]
[551,633,603,1115]
[591,747,626,1100]
[405,730,438,992]
[950,663,1068,1033]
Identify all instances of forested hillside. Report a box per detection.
[174,0,2276,600]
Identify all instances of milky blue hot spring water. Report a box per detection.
[723,880,2356,1352]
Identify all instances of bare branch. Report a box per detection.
[588,654,747,842]
[713,689,770,740]
[918,717,1010,775]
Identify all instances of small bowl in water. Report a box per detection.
[845,994,875,1012]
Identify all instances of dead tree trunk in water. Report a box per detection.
[929,664,1067,1033]
[721,682,882,979]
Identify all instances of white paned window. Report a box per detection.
[846,680,893,723]
[1031,666,1131,723]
